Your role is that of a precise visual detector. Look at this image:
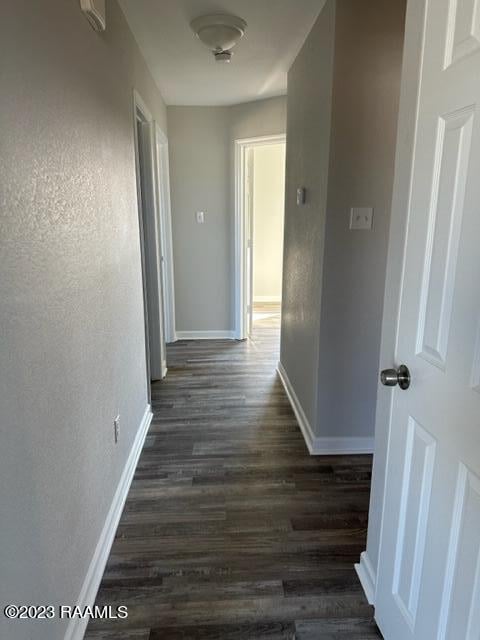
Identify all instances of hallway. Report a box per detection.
[86,321,378,639]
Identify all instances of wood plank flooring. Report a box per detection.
[86,315,380,639]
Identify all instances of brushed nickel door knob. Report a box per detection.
[381,364,411,390]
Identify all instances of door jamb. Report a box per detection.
[132,89,167,390]
[234,133,286,340]
[154,124,176,344]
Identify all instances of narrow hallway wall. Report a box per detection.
[280,0,405,448]
[167,97,287,334]
[280,0,336,432]
[168,106,231,334]
[0,2,167,638]
[317,0,406,441]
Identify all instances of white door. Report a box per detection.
[376,0,480,639]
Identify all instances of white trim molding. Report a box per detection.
[133,89,167,383]
[277,362,374,455]
[314,437,375,455]
[133,88,152,122]
[277,361,317,454]
[64,406,152,640]
[355,551,377,605]
[234,133,286,340]
[155,123,176,344]
[176,330,235,340]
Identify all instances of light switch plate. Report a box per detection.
[196,211,205,224]
[350,207,373,230]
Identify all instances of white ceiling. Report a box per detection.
[118,0,325,106]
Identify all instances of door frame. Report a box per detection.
[154,123,176,344]
[133,89,168,385]
[234,133,286,340]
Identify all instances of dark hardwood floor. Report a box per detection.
[86,313,379,639]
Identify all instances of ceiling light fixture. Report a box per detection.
[190,14,247,63]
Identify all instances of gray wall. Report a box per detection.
[317,0,406,438]
[280,0,335,429]
[168,97,287,333]
[168,107,231,332]
[280,0,405,439]
[229,96,287,142]
[0,2,166,639]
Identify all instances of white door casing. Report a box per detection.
[155,124,176,345]
[138,120,166,380]
[234,134,286,340]
[133,90,167,381]
[376,1,480,639]
[246,148,254,337]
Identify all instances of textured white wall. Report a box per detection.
[229,97,287,142]
[168,107,231,332]
[0,2,167,638]
[316,0,406,439]
[168,97,287,332]
[280,0,335,429]
[280,0,405,440]
[253,144,286,302]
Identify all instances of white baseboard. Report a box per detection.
[64,405,152,640]
[176,330,235,340]
[253,296,281,303]
[314,437,375,454]
[355,551,376,605]
[277,361,375,455]
[277,361,317,454]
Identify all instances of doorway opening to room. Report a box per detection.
[133,90,176,390]
[234,135,286,343]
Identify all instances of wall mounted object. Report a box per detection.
[80,0,106,32]
[296,187,306,206]
[350,207,374,230]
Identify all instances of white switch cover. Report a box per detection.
[350,207,373,230]
[196,211,205,224]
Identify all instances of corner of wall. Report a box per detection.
[280,0,336,449]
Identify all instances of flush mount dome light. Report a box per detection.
[190,14,247,63]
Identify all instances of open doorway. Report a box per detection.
[133,90,173,386]
[234,134,286,341]
[251,143,285,334]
